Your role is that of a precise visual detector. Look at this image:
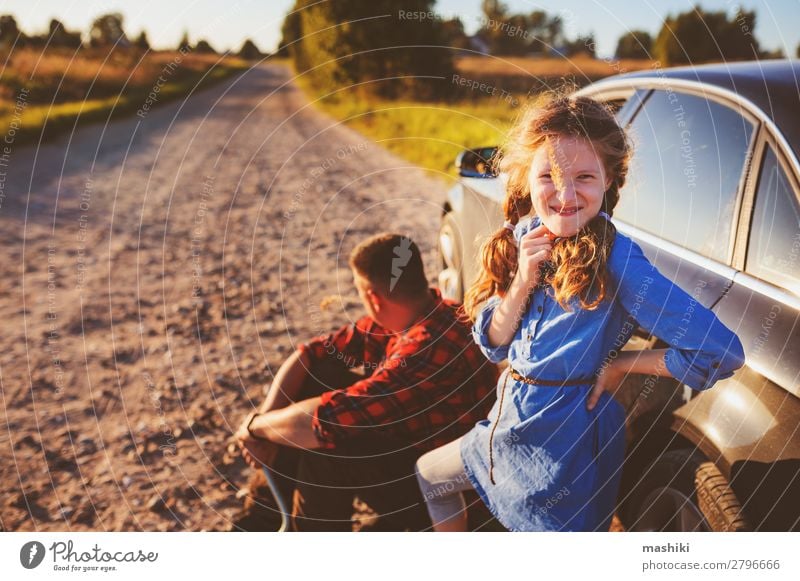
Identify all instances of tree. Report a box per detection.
[0,14,24,47]
[760,47,784,59]
[615,30,652,59]
[195,39,217,54]
[653,6,759,66]
[135,31,150,51]
[485,12,529,55]
[89,13,128,47]
[481,0,508,21]
[278,7,301,57]
[564,33,595,58]
[238,38,263,60]
[286,0,453,99]
[440,17,470,51]
[178,30,191,52]
[476,7,565,55]
[48,19,82,49]
[477,1,524,55]
[543,13,565,51]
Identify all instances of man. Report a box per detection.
[233,233,498,531]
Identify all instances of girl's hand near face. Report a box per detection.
[517,224,554,290]
[486,224,554,348]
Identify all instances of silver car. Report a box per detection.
[439,60,800,532]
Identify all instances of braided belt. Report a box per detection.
[488,367,596,485]
[508,368,596,386]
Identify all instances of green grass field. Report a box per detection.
[310,92,517,179]
[0,49,250,145]
[295,56,654,179]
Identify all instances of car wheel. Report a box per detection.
[438,212,464,301]
[627,449,749,532]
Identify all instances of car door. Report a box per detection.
[605,87,758,436]
[613,87,757,308]
[675,132,800,530]
[717,136,800,397]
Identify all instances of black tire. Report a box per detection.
[438,213,464,301]
[626,449,749,532]
[695,460,750,531]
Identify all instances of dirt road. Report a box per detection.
[0,64,448,531]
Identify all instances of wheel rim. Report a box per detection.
[633,486,710,532]
[439,227,457,270]
[438,224,462,300]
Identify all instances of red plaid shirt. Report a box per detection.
[299,288,498,453]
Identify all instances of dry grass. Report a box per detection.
[456,55,656,80]
[452,55,656,97]
[300,56,652,178]
[312,93,516,178]
[0,47,250,143]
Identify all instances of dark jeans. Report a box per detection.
[268,359,432,532]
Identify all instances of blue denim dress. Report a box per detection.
[460,215,746,532]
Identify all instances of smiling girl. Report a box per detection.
[414,95,745,532]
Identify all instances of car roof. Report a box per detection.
[600,59,800,160]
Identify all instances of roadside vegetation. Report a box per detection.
[0,13,261,144]
[279,1,774,177]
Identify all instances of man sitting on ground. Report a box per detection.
[233,232,498,531]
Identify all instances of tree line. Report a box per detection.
[280,0,787,100]
[615,7,784,62]
[0,12,265,59]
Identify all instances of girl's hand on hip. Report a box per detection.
[517,225,553,289]
[587,359,626,411]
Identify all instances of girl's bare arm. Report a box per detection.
[487,271,535,347]
[587,349,672,410]
[487,225,552,348]
[613,349,670,376]
[258,347,312,413]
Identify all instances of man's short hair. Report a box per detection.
[349,233,429,301]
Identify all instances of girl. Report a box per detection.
[415,95,746,532]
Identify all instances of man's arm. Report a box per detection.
[246,326,477,451]
[247,397,324,450]
[245,348,433,451]
[258,348,312,413]
[256,315,392,416]
[239,317,391,449]
[234,349,316,469]
[235,315,396,469]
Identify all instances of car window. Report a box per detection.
[604,98,626,116]
[615,89,754,262]
[612,89,648,125]
[746,145,800,293]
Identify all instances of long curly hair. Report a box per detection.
[462,94,632,321]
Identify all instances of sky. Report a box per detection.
[1,0,798,58]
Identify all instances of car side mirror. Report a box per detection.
[456,146,498,178]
